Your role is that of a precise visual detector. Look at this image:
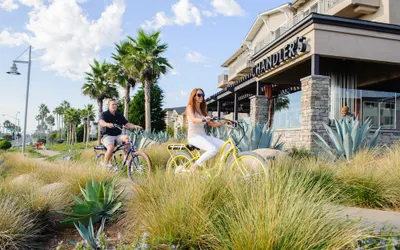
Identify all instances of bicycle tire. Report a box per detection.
[127,151,152,185]
[166,152,193,176]
[229,151,269,179]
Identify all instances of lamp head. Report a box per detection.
[7,62,21,75]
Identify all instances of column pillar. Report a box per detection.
[300,75,330,150]
[250,95,268,125]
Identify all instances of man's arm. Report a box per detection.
[99,112,113,128]
[124,123,142,130]
[99,119,113,128]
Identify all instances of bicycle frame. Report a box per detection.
[98,141,137,170]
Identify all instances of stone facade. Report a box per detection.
[300,75,330,150]
[250,95,268,124]
[273,128,303,149]
[376,131,400,146]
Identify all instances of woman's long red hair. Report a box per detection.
[187,88,207,117]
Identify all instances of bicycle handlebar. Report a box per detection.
[111,124,143,132]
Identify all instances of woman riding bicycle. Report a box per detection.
[186,88,230,173]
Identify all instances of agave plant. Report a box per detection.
[62,177,124,225]
[314,117,381,160]
[207,120,284,152]
[74,217,106,250]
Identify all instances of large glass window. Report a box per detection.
[329,72,399,130]
[272,91,301,129]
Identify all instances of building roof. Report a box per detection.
[221,3,291,67]
[165,106,186,115]
[243,3,291,44]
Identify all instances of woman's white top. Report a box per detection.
[187,111,206,139]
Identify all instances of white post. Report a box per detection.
[22,46,31,154]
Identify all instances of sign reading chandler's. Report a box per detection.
[252,36,308,77]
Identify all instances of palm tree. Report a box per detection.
[82,59,119,143]
[85,104,96,144]
[64,108,81,144]
[45,115,55,133]
[109,40,138,120]
[60,101,70,140]
[53,106,63,136]
[126,30,172,131]
[38,104,50,138]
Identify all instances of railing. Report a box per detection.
[319,0,344,13]
[218,72,228,85]
[252,0,344,56]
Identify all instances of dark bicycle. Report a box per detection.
[94,124,152,185]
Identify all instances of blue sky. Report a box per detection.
[0,0,287,133]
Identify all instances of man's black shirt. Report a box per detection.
[99,110,128,138]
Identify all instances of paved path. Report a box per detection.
[37,150,60,157]
[341,207,400,228]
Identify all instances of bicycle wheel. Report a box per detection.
[229,151,269,179]
[127,151,152,185]
[166,152,193,176]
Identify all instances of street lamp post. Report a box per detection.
[6,45,32,154]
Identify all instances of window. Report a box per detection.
[272,91,301,129]
[329,72,399,130]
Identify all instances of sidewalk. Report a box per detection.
[37,149,59,157]
[341,206,400,228]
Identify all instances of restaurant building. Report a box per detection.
[206,0,400,149]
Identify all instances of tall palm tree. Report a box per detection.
[60,101,70,140]
[38,104,50,138]
[53,106,63,136]
[85,104,96,144]
[82,59,119,143]
[109,40,138,120]
[64,108,81,144]
[45,115,55,133]
[126,30,172,131]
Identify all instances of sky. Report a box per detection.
[0,0,288,133]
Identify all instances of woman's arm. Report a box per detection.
[186,106,206,124]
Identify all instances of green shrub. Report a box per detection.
[0,140,12,150]
[63,177,124,225]
[166,126,174,137]
[314,117,380,160]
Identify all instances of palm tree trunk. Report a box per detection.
[267,98,274,129]
[97,99,103,144]
[83,121,87,144]
[144,81,151,131]
[87,120,90,143]
[123,85,131,134]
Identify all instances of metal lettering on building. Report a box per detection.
[252,36,308,77]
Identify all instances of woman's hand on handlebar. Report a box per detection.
[106,123,114,128]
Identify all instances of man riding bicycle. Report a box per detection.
[98,99,142,167]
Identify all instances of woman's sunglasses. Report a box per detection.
[197,93,205,98]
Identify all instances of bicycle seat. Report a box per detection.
[186,144,200,151]
[94,145,106,150]
[167,144,200,151]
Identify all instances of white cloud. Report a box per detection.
[0,30,29,46]
[186,51,206,63]
[170,68,178,76]
[202,10,214,17]
[0,0,43,11]
[141,0,244,30]
[141,0,201,30]
[0,0,126,80]
[0,0,19,11]
[180,90,189,96]
[211,0,244,16]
